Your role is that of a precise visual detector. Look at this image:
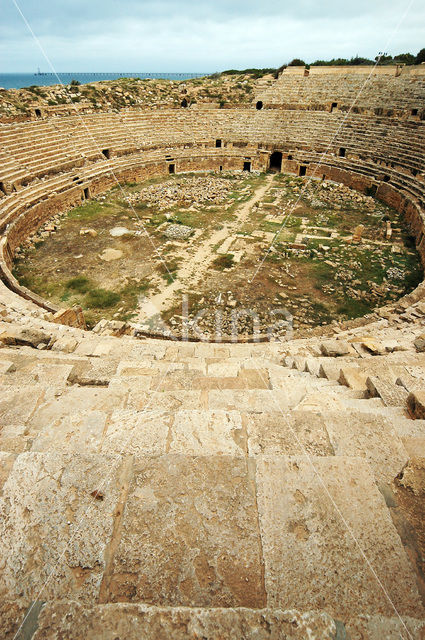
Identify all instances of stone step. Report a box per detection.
[339,365,369,394]
[1,452,422,621]
[319,361,342,381]
[318,409,408,485]
[4,600,425,640]
[257,455,423,619]
[366,376,409,407]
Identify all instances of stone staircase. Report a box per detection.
[0,327,424,638]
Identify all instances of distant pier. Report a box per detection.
[34,72,207,79]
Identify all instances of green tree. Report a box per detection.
[415,48,425,65]
[393,52,415,65]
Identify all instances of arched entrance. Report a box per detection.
[256,101,263,110]
[269,151,282,172]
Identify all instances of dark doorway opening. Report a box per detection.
[35,108,42,118]
[269,151,282,172]
[0,182,6,195]
[256,101,263,110]
[330,102,338,113]
[383,175,390,182]
[102,149,110,159]
[243,161,251,172]
[83,187,90,199]
[169,164,175,174]
[219,165,223,171]
[215,139,222,148]
[287,154,293,160]
[181,98,188,108]
[338,147,346,157]
[412,108,418,116]
[299,165,307,177]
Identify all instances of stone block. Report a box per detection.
[246,410,334,456]
[0,326,50,348]
[126,389,202,412]
[31,602,338,639]
[106,455,266,607]
[320,340,351,357]
[101,410,170,456]
[0,452,124,602]
[338,366,368,393]
[170,410,244,455]
[414,334,425,353]
[366,376,409,407]
[51,336,78,353]
[31,410,107,452]
[28,386,126,431]
[323,410,408,484]
[0,386,44,427]
[256,456,423,619]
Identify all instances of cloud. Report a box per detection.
[1,0,423,71]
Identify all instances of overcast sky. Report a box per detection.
[1,0,423,73]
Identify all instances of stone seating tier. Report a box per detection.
[0,110,424,190]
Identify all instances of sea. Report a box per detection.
[0,72,209,90]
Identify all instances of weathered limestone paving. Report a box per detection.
[0,67,425,638]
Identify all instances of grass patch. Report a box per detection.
[65,275,92,293]
[336,298,372,319]
[119,280,151,307]
[158,258,181,284]
[309,301,334,324]
[311,261,335,288]
[85,288,120,309]
[67,201,117,221]
[212,254,234,270]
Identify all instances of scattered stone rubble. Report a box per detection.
[127,174,245,211]
[164,224,193,240]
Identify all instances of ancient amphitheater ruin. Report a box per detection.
[1,64,425,638]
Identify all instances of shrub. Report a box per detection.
[85,288,120,308]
